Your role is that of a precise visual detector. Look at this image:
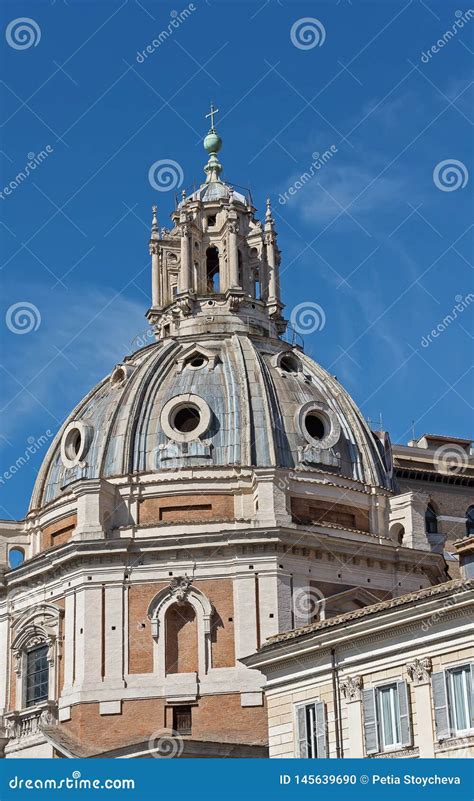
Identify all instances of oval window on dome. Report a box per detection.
[280,354,301,374]
[60,421,93,469]
[160,395,212,443]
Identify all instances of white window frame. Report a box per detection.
[294,698,327,759]
[376,683,402,751]
[446,665,474,736]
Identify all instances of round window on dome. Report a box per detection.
[184,354,208,370]
[160,394,212,443]
[172,404,201,433]
[304,411,326,441]
[280,354,301,374]
[65,428,82,460]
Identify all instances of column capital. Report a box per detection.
[407,657,432,685]
[340,675,363,703]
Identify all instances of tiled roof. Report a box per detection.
[262,578,474,648]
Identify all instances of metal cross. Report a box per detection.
[206,102,219,129]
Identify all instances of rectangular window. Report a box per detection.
[173,705,192,736]
[376,684,401,749]
[295,701,327,758]
[25,645,49,708]
[447,666,473,734]
[363,681,411,754]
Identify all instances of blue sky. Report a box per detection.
[0,0,473,520]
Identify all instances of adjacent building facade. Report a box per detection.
[0,110,472,758]
[243,579,474,759]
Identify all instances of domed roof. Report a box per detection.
[30,335,392,511]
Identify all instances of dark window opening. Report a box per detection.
[425,504,438,534]
[304,412,325,441]
[238,249,243,287]
[280,354,300,374]
[65,429,81,461]
[207,215,216,228]
[26,644,49,707]
[163,324,171,338]
[206,246,220,293]
[466,506,474,536]
[173,705,192,735]
[173,405,200,433]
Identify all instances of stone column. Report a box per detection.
[150,241,160,307]
[179,222,192,293]
[407,657,435,757]
[103,585,125,688]
[228,220,239,289]
[233,573,258,658]
[74,586,102,689]
[340,676,364,757]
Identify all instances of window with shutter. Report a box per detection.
[362,688,379,755]
[431,670,450,740]
[295,701,327,758]
[397,681,412,747]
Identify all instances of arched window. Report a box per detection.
[8,547,25,569]
[25,643,49,707]
[206,246,220,293]
[466,506,474,537]
[425,504,438,534]
[165,602,198,675]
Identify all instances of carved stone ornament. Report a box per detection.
[407,657,432,685]
[169,575,192,602]
[340,675,363,702]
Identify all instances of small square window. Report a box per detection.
[207,215,216,227]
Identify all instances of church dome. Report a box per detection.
[31,334,391,511]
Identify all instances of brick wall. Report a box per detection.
[291,497,370,532]
[40,514,77,551]
[61,694,267,752]
[127,579,235,674]
[138,494,234,525]
[165,603,198,674]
